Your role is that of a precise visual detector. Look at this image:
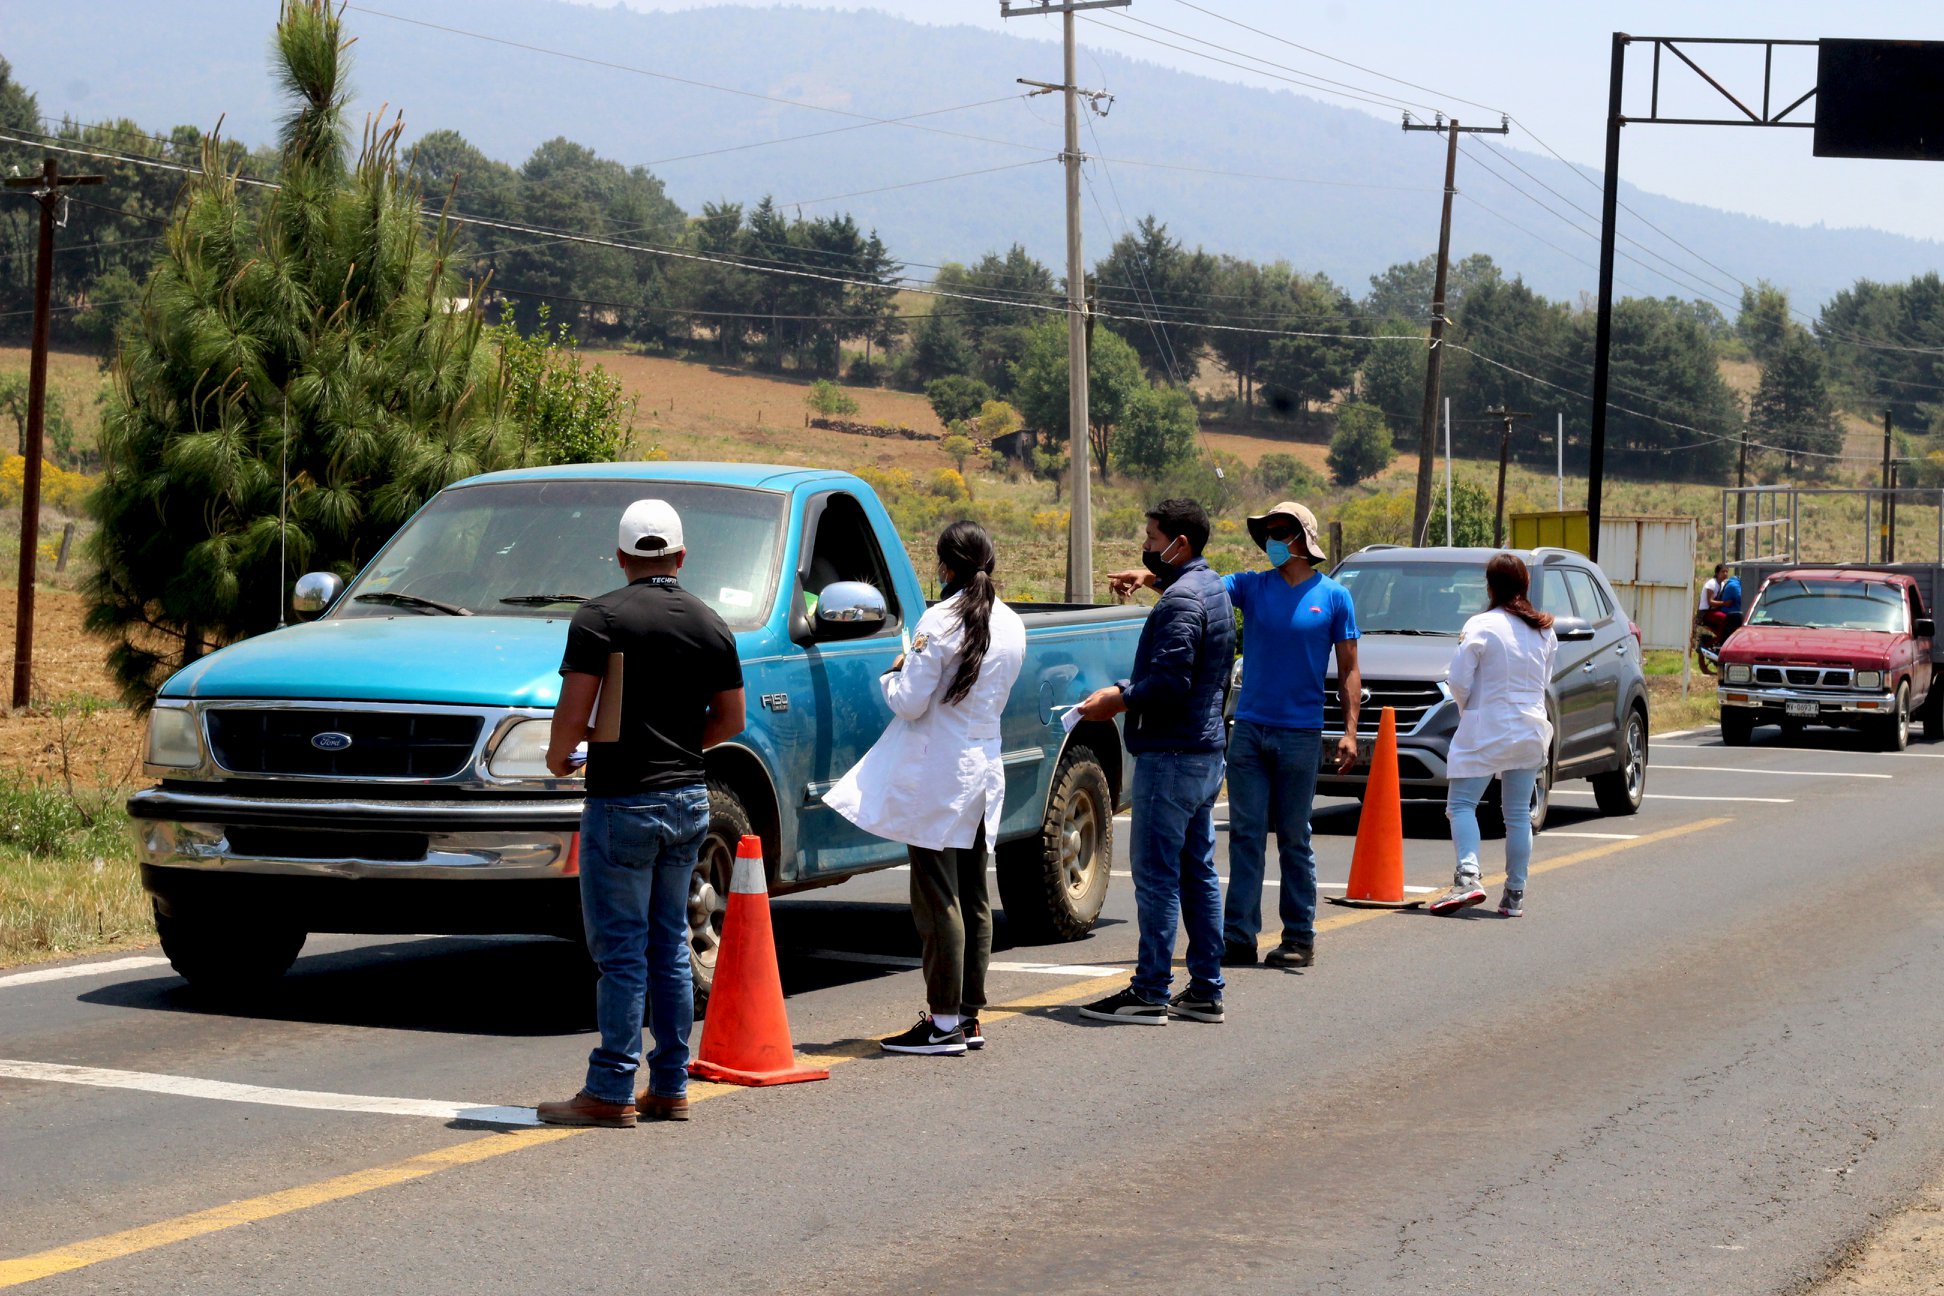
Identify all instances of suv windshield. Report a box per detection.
[337,479,788,628]
[1334,558,1570,634]
[1746,579,1905,632]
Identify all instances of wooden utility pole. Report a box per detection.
[1003,0,1127,602]
[1734,430,1749,562]
[4,158,102,710]
[1403,113,1508,547]
[1485,407,1526,549]
[1880,409,1894,563]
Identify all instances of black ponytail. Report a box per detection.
[938,520,998,706]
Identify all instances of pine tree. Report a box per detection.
[86,1,512,706]
[1750,328,1841,465]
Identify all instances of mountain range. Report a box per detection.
[9,0,1943,313]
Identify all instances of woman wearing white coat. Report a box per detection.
[1428,553,1557,919]
[824,521,1026,1056]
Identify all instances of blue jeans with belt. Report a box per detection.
[1223,718,1322,948]
[1127,750,1227,1004]
[578,786,710,1104]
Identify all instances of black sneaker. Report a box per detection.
[1263,940,1314,968]
[1077,988,1169,1025]
[1167,990,1225,1023]
[880,1013,968,1055]
[962,1017,985,1050]
[1220,941,1259,967]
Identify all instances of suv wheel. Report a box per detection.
[1592,707,1648,816]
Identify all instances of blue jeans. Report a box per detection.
[579,786,710,1104]
[1128,751,1227,1004]
[1446,769,1540,893]
[1223,719,1321,947]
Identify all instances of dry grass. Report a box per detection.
[0,850,149,964]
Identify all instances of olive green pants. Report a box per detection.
[907,823,990,1017]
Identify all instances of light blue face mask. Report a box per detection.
[1266,538,1293,568]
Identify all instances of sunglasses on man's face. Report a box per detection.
[1264,525,1298,542]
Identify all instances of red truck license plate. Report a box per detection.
[1784,701,1818,717]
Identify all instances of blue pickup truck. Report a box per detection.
[130,463,1144,1002]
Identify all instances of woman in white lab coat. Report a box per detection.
[1427,553,1557,919]
[824,521,1026,1055]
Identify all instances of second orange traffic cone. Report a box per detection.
[1327,706,1423,909]
[688,835,830,1086]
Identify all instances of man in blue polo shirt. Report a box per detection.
[1110,501,1360,970]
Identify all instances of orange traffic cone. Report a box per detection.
[688,835,830,1087]
[1327,707,1424,909]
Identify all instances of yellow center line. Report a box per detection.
[0,814,1731,1288]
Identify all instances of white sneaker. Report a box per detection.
[1428,881,1488,915]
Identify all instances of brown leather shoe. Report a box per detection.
[634,1090,692,1122]
[1263,940,1314,969]
[536,1090,636,1128]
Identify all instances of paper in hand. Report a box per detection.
[1060,706,1082,733]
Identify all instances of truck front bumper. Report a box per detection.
[1716,686,1895,718]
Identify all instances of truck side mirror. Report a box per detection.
[1554,616,1596,643]
[1917,617,1935,638]
[291,571,344,619]
[815,580,888,640]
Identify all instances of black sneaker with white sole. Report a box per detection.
[1077,988,1169,1025]
[880,1013,969,1055]
[962,1017,985,1050]
[1167,990,1225,1023]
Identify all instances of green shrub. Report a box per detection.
[924,374,995,426]
[1327,403,1396,486]
[1254,452,1322,499]
[805,379,860,418]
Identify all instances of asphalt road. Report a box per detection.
[6,721,1944,1294]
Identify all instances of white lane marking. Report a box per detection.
[1652,764,1891,779]
[796,949,1124,977]
[0,956,172,990]
[1553,789,1794,803]
[0,1059,538,1127]
[1541,831,1640,840]
[1654,727,1706,741]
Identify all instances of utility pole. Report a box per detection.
[1403,112,1508,548]
[1734,430,1749,562]
[1003,0,1127,603]
[4,158,102,711]
[1485,407,1526,549]
[1881,409,1894,564]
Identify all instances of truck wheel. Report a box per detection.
[1880,683,1911,752]
[1721,711,1754,747]
[998,744,1112,944]
[689,782,752,1016]
[154,901,305,994]
[1923,685,1944,741]
[1592,707,1648,816]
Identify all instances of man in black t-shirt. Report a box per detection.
[537,499,745,1129]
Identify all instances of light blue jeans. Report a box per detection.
[1446,768,1541,893]
[1223,718,1322,947]
[579,786,710,1104]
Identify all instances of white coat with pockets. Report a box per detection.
[823,591,1027,852]
[1445,607,1557,781]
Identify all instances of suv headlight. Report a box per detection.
[1854,669,1883,690]
[1723,664,1750,684]
[145,704,202,768]
[488,718,565,779]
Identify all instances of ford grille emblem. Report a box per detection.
[311,731,354,752]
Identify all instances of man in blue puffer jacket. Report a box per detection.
[1072,498,1237,1026]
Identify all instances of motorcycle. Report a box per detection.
[1693,613,1740,675]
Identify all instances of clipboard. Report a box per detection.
[591,652,625,742]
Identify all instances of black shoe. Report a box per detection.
[962,1016,985,1050]
[1077,988,1169,1025]
[1263,940,1314,968]
[1167,990,1225,1023]
[1220,941,1259,967]
[880,1013,968,1055]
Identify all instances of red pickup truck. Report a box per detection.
[1717,566,1940,750]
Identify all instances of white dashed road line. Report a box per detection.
[0,956,172,991]
[0,1059,539,1126]
[1652,764,1891,779]
[1554,789,1794,803]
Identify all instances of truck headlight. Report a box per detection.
[145,704,202,768]
[1723,664,1750,684]
[488,718,564,779]
[1855,669,1883,689]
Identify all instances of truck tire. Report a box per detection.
[997,744,1112,944]
[689,781,753,1016]
[1721,711,1754,747]
[1923,684,1944,741]
[154,901,305,994]
[1592,706,1648,816]
[1880,682,1911,752]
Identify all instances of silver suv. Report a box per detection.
[1292,545,1650,830]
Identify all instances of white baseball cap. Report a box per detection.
[619,499,685,557]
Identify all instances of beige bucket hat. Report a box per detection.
[1245,501,1327,563]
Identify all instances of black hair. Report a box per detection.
[1146,497,1211,557]
[938,520,998,707]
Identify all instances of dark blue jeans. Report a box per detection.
[1128,750,1227,1004]
[579,786,710,1104]
[1223,718,1322,947]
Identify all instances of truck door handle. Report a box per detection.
[1581,662,1595,673]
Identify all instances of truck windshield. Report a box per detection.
[1334,559,1572,635]
[337,479,788,628]
[1746,579,1905,632]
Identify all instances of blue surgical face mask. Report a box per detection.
[1266,539,1293,568]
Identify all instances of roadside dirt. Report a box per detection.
[0,588,144,789]
[1812,1182,1944,1294]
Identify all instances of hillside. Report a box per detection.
[7,2,1942,310]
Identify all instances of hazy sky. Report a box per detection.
[578,0,1944,243]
